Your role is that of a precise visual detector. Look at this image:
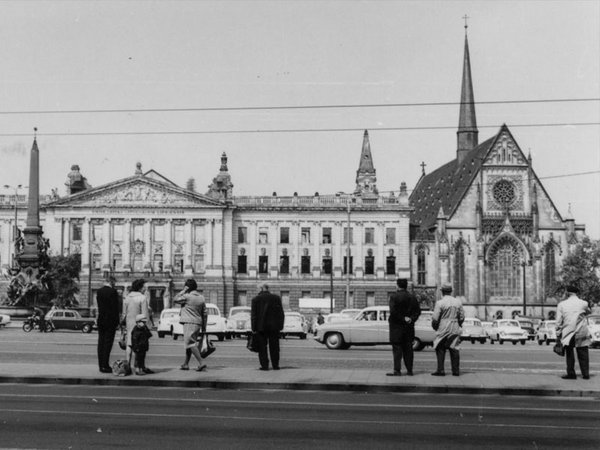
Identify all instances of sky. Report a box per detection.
[0,0,598,238]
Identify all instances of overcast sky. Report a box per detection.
[0,0,598,238]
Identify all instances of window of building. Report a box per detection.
[112,255,122,271]
[386,256,396,275]
[112,224,123,241]
[417,247,427,285]
[322,227,332,244]
[365,227,375,244]
[153,254,163,272]
[343,256,353,275]
[153,224,164,242]
[281,291,290,310]
[72,222,83,242]
[453,245,466,296]
[544,245,556,293]
[322,256,332,275]
[301,291,311,298]
[301,227,311,244]
[92,254,102,271]
[279,255,289,274]
[194,224,205,243]
[258,255,268,274]
[237,227,247,244]
[364,255,375,275]
[193,254,204,272]
[174,224,185,243]
[237,291,247,306]
[343,227,353,244]
[280,227,290,244]
[259,227,268,244]
[488,238,521,297]
[173,255,184,273]
[385,228,396,244]
[237,255,247,274]
[133,223,144,242]
[366,292,375,307]
[92,223,103,242]
[300,255,311,274]
[132,255,144,271]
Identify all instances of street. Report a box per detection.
[0,384,598,449]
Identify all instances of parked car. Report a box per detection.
[460,318,487,344]
[314,306,435,351]
[157,308,181,338]
[588,315,600,348]
[488,319,528,345]
[45,309,95,333]
[536,320,557,345]
[172,303,228,341]
[0,313,10,328]
[282,312,307,339]
[339,309,362,320]
[515,317,536,340]
[481,321,493,339]
[226,306,252,338]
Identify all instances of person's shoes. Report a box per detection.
[561,374,577,380]
[99,367,112,373]
[582,375,590,380]
[135,369,146,376]
[452,373,460,377]
[179,365,189,370]
[259,367,269,371]
[406,371,414,376]
[431,371,445,376]
[143,368,154,374]
[386,372,401,376]
[273,366,280,370]
[195,365,207,372]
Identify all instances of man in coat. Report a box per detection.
[431,284,464,377]
[387,278,421,376]
[96,276,120,373]
[556,285,591,380]
[251,282,285,371]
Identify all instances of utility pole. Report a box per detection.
[346,199,351,309]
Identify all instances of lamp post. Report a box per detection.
[345,200,351,309]
[521,260,527,316]
[3,184,26,267]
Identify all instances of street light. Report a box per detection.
[3,184,27,267]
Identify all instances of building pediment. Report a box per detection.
[47,177,224,209]
[483,128,527,166]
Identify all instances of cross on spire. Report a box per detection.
[420,161,426,176]
[463,14,469,30]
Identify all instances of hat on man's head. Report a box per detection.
[135,314,147,323]
[440,283,453,293]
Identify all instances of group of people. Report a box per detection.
[96,276,592,380]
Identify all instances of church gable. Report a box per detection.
[482,126,528,167]
[48,177,224,209]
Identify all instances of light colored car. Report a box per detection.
[282,312,307,339]
[588,315,600,348]
[172,303,228,341]
[481,321,493,339]
[488,319,529,345]
[536,320,557,345]
[314,306,435,351]
[226,306,252,338]
[339,309,362,320]
[0,313,11,328]
[157,308,180,338]
[460,318,487,344]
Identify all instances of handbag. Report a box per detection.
[553,341,565,356]
[199,333,216,358]
[247,332,259,353]
[118,326,127,351]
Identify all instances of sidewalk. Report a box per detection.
[0,362,598,398]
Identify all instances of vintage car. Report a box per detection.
[339,309,362,320]
[588,315,600,348]
[515,317,536,341]
[281,312,307,339]
[44,309,95,333]
[536,320,557,345]
[172,303,228,341]
[460,318,487,344]
[488,319,529,345]
[157,308,181,338]
[226,306,252,338]
[314,306,435,351]
[0,313,11,328]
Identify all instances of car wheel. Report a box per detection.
[512,341,517,345]
[480,338,486,344]
[325,332,345,350]
[521,340,526,345]
[82,323,92,334]
[546,338,551,346]
[538,338,543,345]
[470,338,475,344]
[489,337,494,344]
[300,333,307,340]
[45,322,54,332]
[218,334,225,342]
[412,338,425,351]
[499,338,504,345]
[158,332,165,338]
[173,333,178,340]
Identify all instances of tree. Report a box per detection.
[45,254,82,307]
[552,236,600,305]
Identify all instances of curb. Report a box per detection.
[0,375,597,398]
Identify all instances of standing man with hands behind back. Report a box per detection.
[387,278,421,376]
[96,276,120,373]
[251,282,285,371]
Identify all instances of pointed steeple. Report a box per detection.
[354,130,378,197]
[457,25,478,163]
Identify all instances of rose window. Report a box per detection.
[492,180,516,205]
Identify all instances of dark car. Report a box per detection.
[45,309,95,333]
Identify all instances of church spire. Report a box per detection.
[457,22,478,163]
[354,130,378,197]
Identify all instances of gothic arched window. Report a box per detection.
[488,237,522,297]
[453,244,466,296]
[417,247,427,285]
[544,245,556,292]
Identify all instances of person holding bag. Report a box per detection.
[555,285,591,380]
[174,278,207,372]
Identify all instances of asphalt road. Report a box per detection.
[1,328,598,375]
[0,384,598,449]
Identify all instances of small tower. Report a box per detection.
[206,152,234,201]
[457,21,478,163]
[354,130,378,198]
[65,164,90,195]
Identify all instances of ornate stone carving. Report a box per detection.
[132,239,145,255]
[486,175,524,211]
[173,243,184,254]
[82,183,202,207]
[153,243,163,255]
[112,243,122,254]
[92,243,102,253]
[194,244,204,254]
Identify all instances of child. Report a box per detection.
[131,314,153,375]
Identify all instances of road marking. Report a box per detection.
[0,407,597,430]
[0,393,597,413]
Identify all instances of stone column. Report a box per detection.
[312,222,321,274]
[123,219,132,272]
[102,219,111,271]
[143,219,152,271]
[205,219,214,269]
[269,220,278,276]
[62,218,70,256]
[376,222,385,278]
[355,221,364,276]
[184,219,193,275]
[334,220,343,275]
[81,218,91,274]
[164,219,173,272]
[249,221,257,276]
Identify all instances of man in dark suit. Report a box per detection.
[251,282,285,371]
[387,278,421,376]
[96,276,120,373]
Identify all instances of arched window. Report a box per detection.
[544,245,556,292]
[417,247,427,285]
[453,244,465,296]
[488,236,521,297]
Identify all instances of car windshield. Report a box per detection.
[230,309,250,316]
[519,321,533,327]
[504,321,520,327]
[286,315,302,323]
[206,307,219,316]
